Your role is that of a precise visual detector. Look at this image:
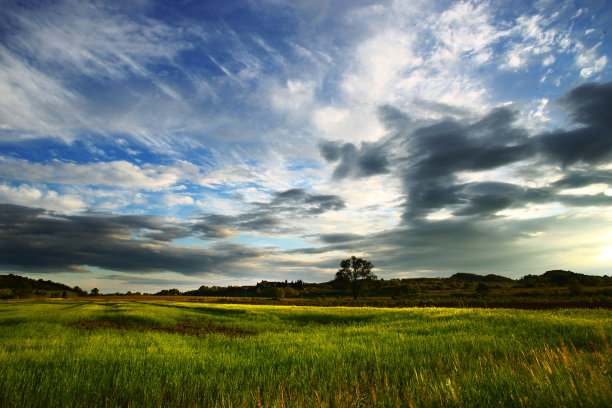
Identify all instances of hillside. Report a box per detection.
[450,273,514,283]
[518,269,612,287]
[0,274,84,299]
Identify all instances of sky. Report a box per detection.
[0,0,611,293]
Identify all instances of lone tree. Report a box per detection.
[335,256,377,299]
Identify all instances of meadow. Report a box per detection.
[0,300,610,407]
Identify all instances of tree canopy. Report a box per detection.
[335,256,377,299]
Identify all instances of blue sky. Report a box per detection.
[1,0,611,293]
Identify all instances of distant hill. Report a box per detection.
[0,274,84,299]
[519,270,612,287]
[449,270,612,286]
[450,273,514,283]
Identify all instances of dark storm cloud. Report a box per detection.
[317,233,363,244]
[193,188,346,237]
[193,212,283,237]
[0,204,263,275]
[318,140,343,162]
[450,182,556,216]
[102,274,202,287]
[190,219,235,239]
[561,81,612,128]
[400,107,535,219]
[557,193,612,207]
[191,213,277,237]
[453,193,515,216]
[552,170,612,189]
[377,104,412,133]
[271,188,345,214]
[538,127,612,166]
[322,81,612,221]
[410,107,530,175]
[538,81,612,166]
[318,140,390,179]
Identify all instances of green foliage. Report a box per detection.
[519,270,611,287]
[0,288,12,299]
[0,301,610,407]
[0,274,81,299]
[72,286,87,297]
[335,256,377,299]
[569,280,583,296]
[451,272,513,283]
[155,288,180,296]
[476,282,491,295]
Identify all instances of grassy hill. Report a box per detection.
[0,274,85,299]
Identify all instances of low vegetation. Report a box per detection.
[3,270,612,308]
[0,274,86,299]
[0,300,610,407]
[186,270,612,308]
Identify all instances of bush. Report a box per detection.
[568,280,583,296]
[476,283,490,295]
[0,288,13,299]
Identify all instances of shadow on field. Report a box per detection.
[60,301,91,310]
[142,302,248,317]
[281,312,376,326]
[66,319,256,337]
[0,318,24,327]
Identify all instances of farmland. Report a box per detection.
[0,300,610,407]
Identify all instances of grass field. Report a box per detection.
[0,301,610,407]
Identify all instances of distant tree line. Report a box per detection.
[169,268,612,301]
[3,267,612,302]
[0,274,86,299]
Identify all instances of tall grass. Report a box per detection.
[0,301,610,407]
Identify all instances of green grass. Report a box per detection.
[0,301,610,407]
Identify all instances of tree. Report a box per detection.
[90,288,99,296]
[73,286,86,296]
[335,256,377,299]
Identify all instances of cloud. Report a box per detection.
[193,188,347,237]
[539,81,612,165]
[194,213,282,237]
[287,80,611,278]
[559,81,612,128]
[288,208,612,278]
[0,183,85,212]
[0,0,194,142]
[321,81,612,223]
[576,43,608,78]
[552,170,612,189]
[0,204,263,275]
[317,233,363,244]
[0,0,297,153]
[0,159,190,189]
[318,140,390,179]
[191,219,237,240]
[271,188,345,214]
